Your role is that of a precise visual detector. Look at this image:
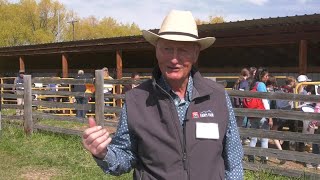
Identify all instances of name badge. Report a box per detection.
[196,122,219,139]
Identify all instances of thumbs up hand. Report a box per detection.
[82,117,112,159]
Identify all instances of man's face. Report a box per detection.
[103,70,109,77]
[133,75,140,80]
[156,39,199,82]
[132,75,140,86]
[19,73,24,78]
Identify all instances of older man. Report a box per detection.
[82,10,243,180]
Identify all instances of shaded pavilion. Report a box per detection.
[0,14,319,80]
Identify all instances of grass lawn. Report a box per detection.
[0,124,131,180]
[0,110,300,180]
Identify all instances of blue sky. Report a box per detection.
[9,0,320,29]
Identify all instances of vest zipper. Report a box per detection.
[182,120,188,171]
[183,121,190,180]
[139,170,144,180]
[154,83,188,177]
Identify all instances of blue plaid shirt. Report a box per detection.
[95,75,244,179]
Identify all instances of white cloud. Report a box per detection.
[297,0,313,4]
[244,0,269,6]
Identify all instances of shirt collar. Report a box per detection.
[158,74,193,102]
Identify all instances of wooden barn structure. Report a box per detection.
[0,13,319,80]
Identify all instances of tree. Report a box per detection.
[196,16,224,25]
[63,16,141,41]
[0,0,141,46]
[19,0,69,44]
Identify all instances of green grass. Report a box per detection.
[0,124,131,180]
[2,108,16,116]
[244,170,300,180]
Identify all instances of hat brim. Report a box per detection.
[142,30,216,51]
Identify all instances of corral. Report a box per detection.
[1,71,320,179]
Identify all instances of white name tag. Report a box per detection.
[196,122,219,139]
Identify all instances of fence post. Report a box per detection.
[0,78,2,132]
[24,75,33,135]
[0,93,2,132]
[95,70,104,126]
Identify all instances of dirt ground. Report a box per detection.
[245,140,320,174]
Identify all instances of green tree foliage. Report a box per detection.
[63,16,141,41]
[196,16,224,25]
[0,0,141,47]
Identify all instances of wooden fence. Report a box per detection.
[1,71,320,179]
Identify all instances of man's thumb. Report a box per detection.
[88,117,97,128]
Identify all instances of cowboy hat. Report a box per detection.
[142,10,216,51]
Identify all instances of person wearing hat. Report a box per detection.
[13,69,25,115]
[102,67,114,107]
[72,70,88,118]
[297,74,312,95]
[82,10,243,179]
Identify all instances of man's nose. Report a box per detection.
[170,48,179,64]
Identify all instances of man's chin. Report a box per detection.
[164,73,183,81]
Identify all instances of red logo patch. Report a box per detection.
[192,112,200,119]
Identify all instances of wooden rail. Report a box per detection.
[35,124,83,136]
[2,104,23,109]
[31,78,94,85]
[234,108,320,121]
[239,128,320,144]
[2,93,23,99]
[33,112,118,127]
[0,84,23,88]
[32,90,125,99]
[244,146,320,164]
[228,89,320,103]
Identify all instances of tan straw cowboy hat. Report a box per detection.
[142,10,216,50]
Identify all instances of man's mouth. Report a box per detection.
[168,66,180,71]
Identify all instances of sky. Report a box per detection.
[8,0,320,29]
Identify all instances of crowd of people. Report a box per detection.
[232,66,320,168]
[12,67,141,118]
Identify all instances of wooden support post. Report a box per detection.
[19,56,25,72]
[299,40,307,75]
[116,50,123,107]
[23,75,33,135]
[62,54,68,78]
[0,110,1,132]
[0,93,1,132]
[95,70,104,126]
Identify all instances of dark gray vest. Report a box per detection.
[126,68,229,180]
